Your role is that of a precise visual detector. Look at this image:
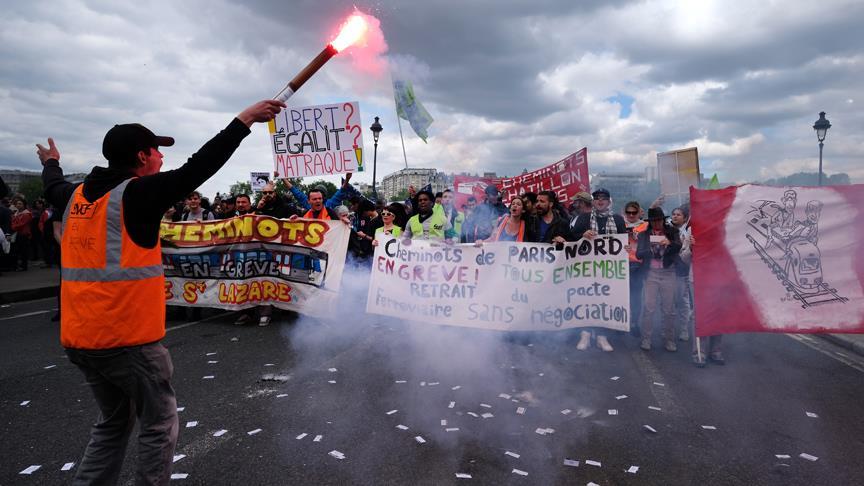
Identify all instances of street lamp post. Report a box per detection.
[813,111,831,186]
[370,116,383,199]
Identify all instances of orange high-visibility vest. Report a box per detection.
[303,208,332,220]
[493,215,525,242]
[60,179,165,349]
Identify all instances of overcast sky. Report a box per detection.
[2,0,862,197]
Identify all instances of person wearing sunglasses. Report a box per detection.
[372,204,404,246]
[623,201,648,338]
[568,188,627,352]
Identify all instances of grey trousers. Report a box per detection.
[66,342,179,486]
[641,266,677,342]
[675,274,693,336]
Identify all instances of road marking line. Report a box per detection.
[0,310,53,321]
[787,334,864,373]
[631,350,680,415]
[165,312,237,332]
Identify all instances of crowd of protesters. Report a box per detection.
[10,168,718,367]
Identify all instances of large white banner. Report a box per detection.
[160,215,350,316]
[267,101,365,178]
[366,237,630,331]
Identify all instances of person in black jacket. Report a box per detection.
[566,188,627,352]
[526,191,569,244]
[636,207,682,352]
[37,99,285,485]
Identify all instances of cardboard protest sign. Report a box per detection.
[250,172,270,192]
[268,101,364,178]
[691,184,864,336]
[366,236,630,331]
[160,215,349,315]
[657,147,700,207]
[452,148,588,210]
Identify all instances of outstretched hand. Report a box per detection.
[238,100,287,127]
[36,138,60,164]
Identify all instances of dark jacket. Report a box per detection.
[42,118,251,248]
[526,212,569,243]
[569,212,626,240]
[636,223,682,269]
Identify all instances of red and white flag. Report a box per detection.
[691,184,864,336]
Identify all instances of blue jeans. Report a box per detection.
[66,342,179,485]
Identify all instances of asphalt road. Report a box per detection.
[2,297,864,485]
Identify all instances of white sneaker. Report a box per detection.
[576,331,591,350]
[596,335,613,352]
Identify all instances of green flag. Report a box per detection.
[393,79,433,143]
[707,173,720,189]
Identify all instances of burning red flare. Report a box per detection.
[330,14,368,52]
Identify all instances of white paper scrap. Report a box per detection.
[627,465,639,473]
[456,473,472,479]
[516,407,526,415]
[20,465,41,475]
[512,468,528,476]
[563,459,579,467]
[415,436,426,443]
[328,368,338,372]
[396,425,409,430]
[429,382,440,386]
[498,393,512,399]
[805,412,819,418]
[586,460,601,467]
[653,382,665,387]
[186,421,198,428]
[452,385,462,390]
[386,410,398,415]
[395,380,407,384]
[171,473,188,479]
[207,361,218,364]
[481,413,494,419]
[588,482,600,486]
[799,453,818,462]
[775,454,791,459]
[608,409,618,415]
[173,454,186,463]
[296,433,308,440]
[61,462,75,471]
[177,407,185,412]
[420,381,426,386]
[448,401,456,409]
[213,430,227,437]
[202,375,215,380]
[480,403,492,408]
[247,428,262,435]
[446,427,460,432]
[328,450,345,460]
[644,425,657,433]
[616,395,628,400]
[535,428,547,435]
[328,380,336,384]
[701,425,717,430]
[561,409,572,415]
[441,419,447,426]
[264,363,275,367]
[44,365,57,369]
[20,400,30,406]
[276,394,288,398]
[313,435,323,442]
[206,352,217,356]
[505,451,521,458]
[467,412,479,418]
[610,376,620,380]
[648,406,662,411]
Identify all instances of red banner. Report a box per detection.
[691,184,864,336]
[452,148,589,210]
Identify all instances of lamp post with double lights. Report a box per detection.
[370,116,383,199]
[813,111,831,186]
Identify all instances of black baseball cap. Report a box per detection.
[102,123,174,162]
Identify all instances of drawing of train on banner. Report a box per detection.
[162,243,331,288]
[745,200,847,308]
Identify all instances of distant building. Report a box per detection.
[591,171,646,196]
[0,169,87,195]
[644,166,658,182]
[380,168,447,201]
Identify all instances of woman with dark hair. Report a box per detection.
[636,207,682,352]
[477,196,534,243]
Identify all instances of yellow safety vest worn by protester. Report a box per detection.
[60,179,165,349]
